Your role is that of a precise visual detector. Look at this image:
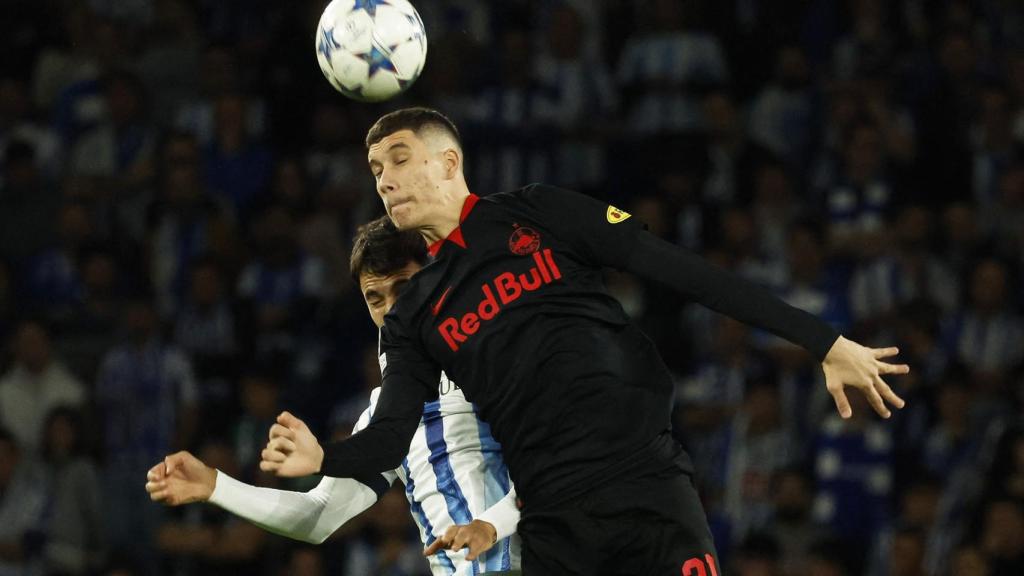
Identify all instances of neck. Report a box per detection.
[418,188,470,244]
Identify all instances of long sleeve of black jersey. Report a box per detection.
[624,232,839,360]
[519,184,840,361]
[319,317,440,477]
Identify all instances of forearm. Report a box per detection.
[475,487,520,542]
[320,419,416,477]
[625,232,840,360]
[321,371,430,478]
[209,472,380,544]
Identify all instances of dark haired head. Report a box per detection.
[365,107,462,151]
[349,215,428,282]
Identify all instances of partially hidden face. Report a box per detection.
[359,261,423,328]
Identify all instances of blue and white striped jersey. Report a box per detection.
[355,354,521,575]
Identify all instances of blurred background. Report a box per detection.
[0,0,1022,574]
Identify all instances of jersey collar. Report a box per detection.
[428,193,480,257]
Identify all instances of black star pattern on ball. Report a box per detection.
[352,0,391,18]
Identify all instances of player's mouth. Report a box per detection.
[389,198,412,211]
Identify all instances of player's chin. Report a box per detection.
[390,207,417,230]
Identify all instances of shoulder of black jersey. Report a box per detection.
[382,264,438,326]
[481,184,546,204]
[504,182,579,208]
[513,182,559,198]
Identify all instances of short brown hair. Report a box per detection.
[365,107,462,150]
[349,215,429,282]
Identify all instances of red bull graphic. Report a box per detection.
[438,249,561,351]
[508,225,541,255]
[681,554,719,576]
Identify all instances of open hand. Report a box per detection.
[822,336,909,419]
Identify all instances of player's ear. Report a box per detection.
[442,147,461,180]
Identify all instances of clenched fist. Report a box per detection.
[145,451,217,506]
[259,411,325,477]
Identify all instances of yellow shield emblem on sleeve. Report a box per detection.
[606,205,631,224]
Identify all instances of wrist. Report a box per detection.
[822,335,847,365]
[204,467,218,501]
[478,520,497,544]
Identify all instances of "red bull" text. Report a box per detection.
[438,249,561,351]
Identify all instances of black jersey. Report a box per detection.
[322,184,840,506]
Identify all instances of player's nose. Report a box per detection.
[378,173,398,196]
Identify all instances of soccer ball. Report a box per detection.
[315,0,428,102]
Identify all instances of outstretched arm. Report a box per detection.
[261,371,433,478]
[520,185,910,419]
[623,232,907,418]
[146,450,388,544]
[209,470,382,544]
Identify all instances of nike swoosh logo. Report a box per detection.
[431,286,452,316]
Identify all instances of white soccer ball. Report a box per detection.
[315,0,428,102]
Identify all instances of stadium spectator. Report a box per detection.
[0,320,86,455]
[95,296,198,564]
[39,406,105,576]
[0,428,48,576]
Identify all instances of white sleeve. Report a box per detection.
[206,395,405,544]
[208,471,382,545]
[474,485,520,542]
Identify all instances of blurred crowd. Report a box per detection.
[0,0,1022,574]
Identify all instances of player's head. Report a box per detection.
[350,215,429,328]
[365,107,468,231]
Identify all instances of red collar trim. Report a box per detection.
[427,193,479,256]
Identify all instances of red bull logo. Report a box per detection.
[438,249,562,351]
[508,225,541,255]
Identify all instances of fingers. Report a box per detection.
[872,346,900,359]
[423,539,445,556]
[452,530,474,559]
[146,478,179,505]
[277,411,304,430]
[423,524,495,560]
[145,478,163,495]
[269,423,295,441]
[261,447,287,464]
[147,486,169,502]
[873,374,906,410]
[424,526,457,556]
[259,460,280,473]
[861,380,891,419]
[829,385,852,419]
[878,362,911,376]
[164,451,190,476]
[267,436,296,454]
[147,462,165,482]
